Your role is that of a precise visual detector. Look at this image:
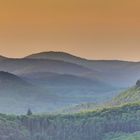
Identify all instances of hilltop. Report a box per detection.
[25,51,140,87]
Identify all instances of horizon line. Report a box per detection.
[0,51,140,63]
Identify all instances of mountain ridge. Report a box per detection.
[1,51,140,87]
[25,51,139,62]
[24,51,140,87]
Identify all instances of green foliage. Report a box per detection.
[0,115,30,140]
[104,132,140,140]
[17,103,140,140]
[1,103,140,140]
[110,86,140,106]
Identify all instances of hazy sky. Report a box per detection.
[0,0,140,61]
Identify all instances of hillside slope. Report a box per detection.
[108,80,140,106]
[63,80,140,114]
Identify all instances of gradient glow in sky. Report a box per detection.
[0,0,140,60]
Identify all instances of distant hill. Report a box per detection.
[0,58,93,76]
[0,71,52,114]
[0,57,112,91]
[1,51,140,87]
[0,71,30,89]
[26,51,140,87]
[26,51,133,71]
[26,51,85,62]
[0,55,7,60]
[20,72,111,90]
[0,71,113,114]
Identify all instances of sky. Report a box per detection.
[0,0,140,61]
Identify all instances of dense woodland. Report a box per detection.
[1,103,140,140]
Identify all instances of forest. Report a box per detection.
[1,103,140,140]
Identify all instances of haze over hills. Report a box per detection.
[1,0,140,138]
[0,71,113,114]
[59,82,140,117]
[26,51,140,87]
[1,51,140,88]
[0,71,53,114]
[0,71,30,88]
[1,52,140,140]
[20,72,111,90]
[59,79,140,114]
[0,52,114,92]
[0,58,92,75]
[0,51,140,114]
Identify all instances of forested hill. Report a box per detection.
[1,103,140,140]
[109,80,140,106]
[59,79,140,114]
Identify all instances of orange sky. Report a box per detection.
[0,0,140,61]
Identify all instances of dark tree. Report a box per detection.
[136,80,140,87]
[27,108,32,116]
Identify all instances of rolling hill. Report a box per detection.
[0,56,115,102]
[0,71,30,89]
[0,58,93,76]
[1,51,140,114]
[20,72,111,90]
[1,51,140,88]
[26,51,134,72]
[0,71,114,114]
[0,55,7,60]
[26,51,140,87]
[0,71,62,114]
[26,51,85,62]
